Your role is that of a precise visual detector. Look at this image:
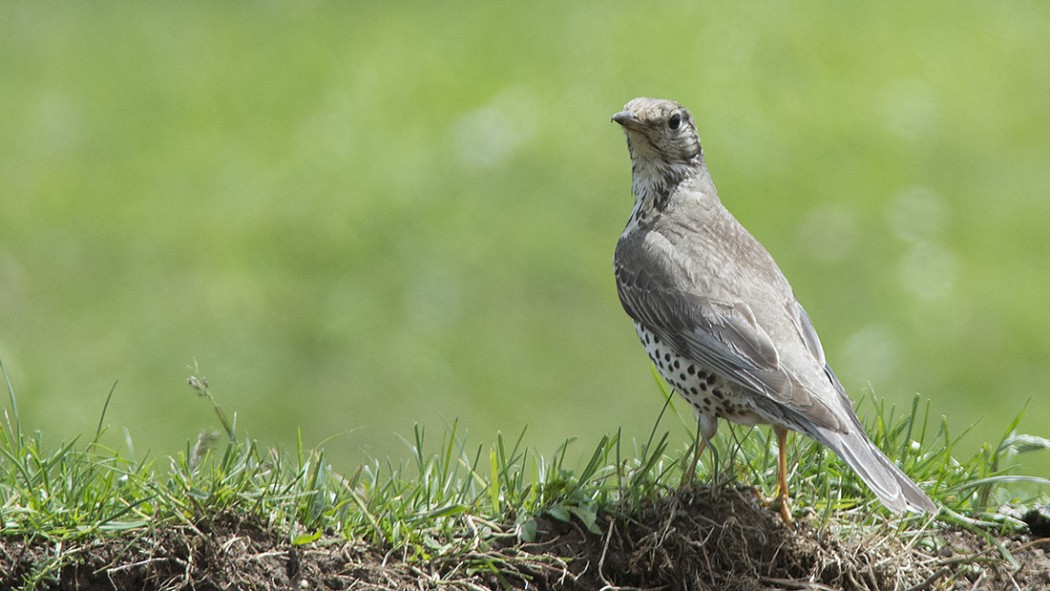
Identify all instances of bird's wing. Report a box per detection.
[616,229,844,430]
[616,231,782,392]
[792,301,826,367]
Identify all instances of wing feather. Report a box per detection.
[615,226,842,431]
[616,231,780,393]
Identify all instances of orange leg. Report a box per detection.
[774,426,793,525]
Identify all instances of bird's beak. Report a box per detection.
[611,109,641,130]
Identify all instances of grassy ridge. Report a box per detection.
[3,361,1048,588]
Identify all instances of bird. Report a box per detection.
[611,97,937,523]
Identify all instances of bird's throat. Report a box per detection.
[630,155,698,215]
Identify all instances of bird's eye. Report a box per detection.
[668,113,682,130]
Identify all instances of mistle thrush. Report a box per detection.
[611,97,937,522]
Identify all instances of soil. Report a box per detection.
[2,486,1048,590]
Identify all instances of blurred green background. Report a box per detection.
[1,3,1048,476]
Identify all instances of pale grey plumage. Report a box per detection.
[612,97,936,514]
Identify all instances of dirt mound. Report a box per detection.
[527,486,915,590]
[2,487,1047,590]
[525,487,1050,590]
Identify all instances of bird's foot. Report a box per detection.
[679,460,697,490]
[776,495,794,526]
[679,436,707,490]
[750,487,794,526]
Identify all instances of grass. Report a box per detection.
[2,359,1049,589]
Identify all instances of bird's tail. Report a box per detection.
[814,425,937,514]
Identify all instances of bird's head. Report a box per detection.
[613,97,706,207]
[612,97,702,166]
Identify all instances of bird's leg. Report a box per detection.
[681,421,707,488]
[774,426,793,525]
